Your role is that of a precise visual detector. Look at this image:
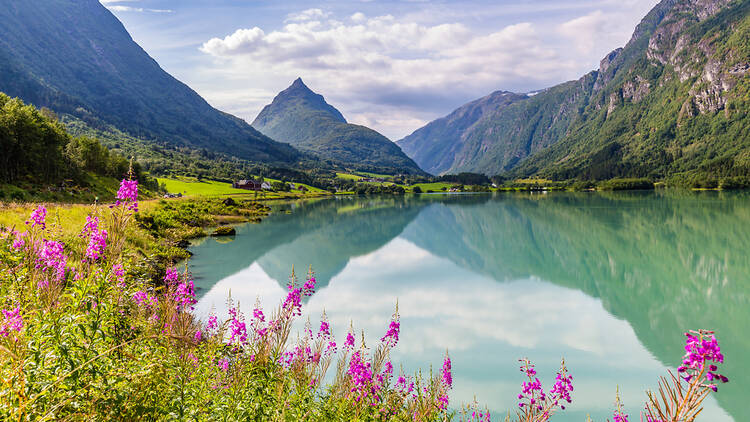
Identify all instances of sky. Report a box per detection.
[100,0,660,140]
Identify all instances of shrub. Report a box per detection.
[598,178,655,191]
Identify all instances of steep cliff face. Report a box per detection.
[512,0,750,180]
[0,0,300,164]
[397,75,597,176]
[402,0,750,179]
[253,78,424,175]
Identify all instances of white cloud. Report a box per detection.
[199,12,572,139]
[104,2,172,13]
[559,10,628,56]
[285,8,331,23]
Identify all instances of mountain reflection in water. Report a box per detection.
[189,192,749,421]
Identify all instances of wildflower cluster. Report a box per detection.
[612,389,628,422]
[82,216,108,261]
[26,206,46,230]
[0,306,23,338]
[643,329,729,422]
[515,358,573,421]
[458,398,491,422]
[115,178,139,211]
[677,330,728,390]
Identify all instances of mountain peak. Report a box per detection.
[291,77,307,88]
[252,81,425,175]
[260,79,347,124]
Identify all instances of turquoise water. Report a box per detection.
[188,192,749,421]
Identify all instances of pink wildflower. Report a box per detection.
[85,229,108,261]
[115,179,139,211]
[206,315,219,332]
[227,306,248,348]
[0,306,23,337]
[26,205,47,230]
[11,232,26,250]
[380,319,400,346]
[36,239,67,286]
[344,331,356,349]
[441,355,453,388]
[677,330,728,390]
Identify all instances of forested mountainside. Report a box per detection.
[0,0,299,167]
[399,0,750,181]
[397,91,527,175]
[0,93,158,201]
[253,78,425,175]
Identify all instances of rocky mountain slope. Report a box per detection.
[0,0,299,165]
[253,78,424,175]
[398,91,527,175]
[400,0,750,180]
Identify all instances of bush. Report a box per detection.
[598,178,655,191]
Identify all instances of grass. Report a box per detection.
[0,202,95,238]
[157,177,249,196]
[335,172,361,181]
[157,177,330,197]
[357,171,393,179]
[411,182,456,192]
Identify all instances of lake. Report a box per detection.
[188,192,749,421]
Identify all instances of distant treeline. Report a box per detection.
[0,93,156,189]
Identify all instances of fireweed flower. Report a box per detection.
[227,306,248,348]
[380,319,400,347]
[318,320,330,338]
[252,306,265,323]
[115,179,139,211]
[164,267,179,285]
[132,291,158,309]
[347,350,375,402]
[36,239,68,286]
[112,263,126,288]
[441,354,453,388]
[206,315,219,332]
[324,339,337,356]
[173,278,197,311]
[80,215,99,237]
[85,228,108,261]
[613,409,629,422]
[677,330,728,391]
[0,305,23,337]
[549,362,573,408]
[302,276,316,296]
[26,205,47,230]
[437,394,450,410]
[11,231,26,250]
[344,331,356,350]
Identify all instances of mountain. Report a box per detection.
[397,91,528,175]
[399,0,750,180]
[0,0,299,165]
[253,78,424,175]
